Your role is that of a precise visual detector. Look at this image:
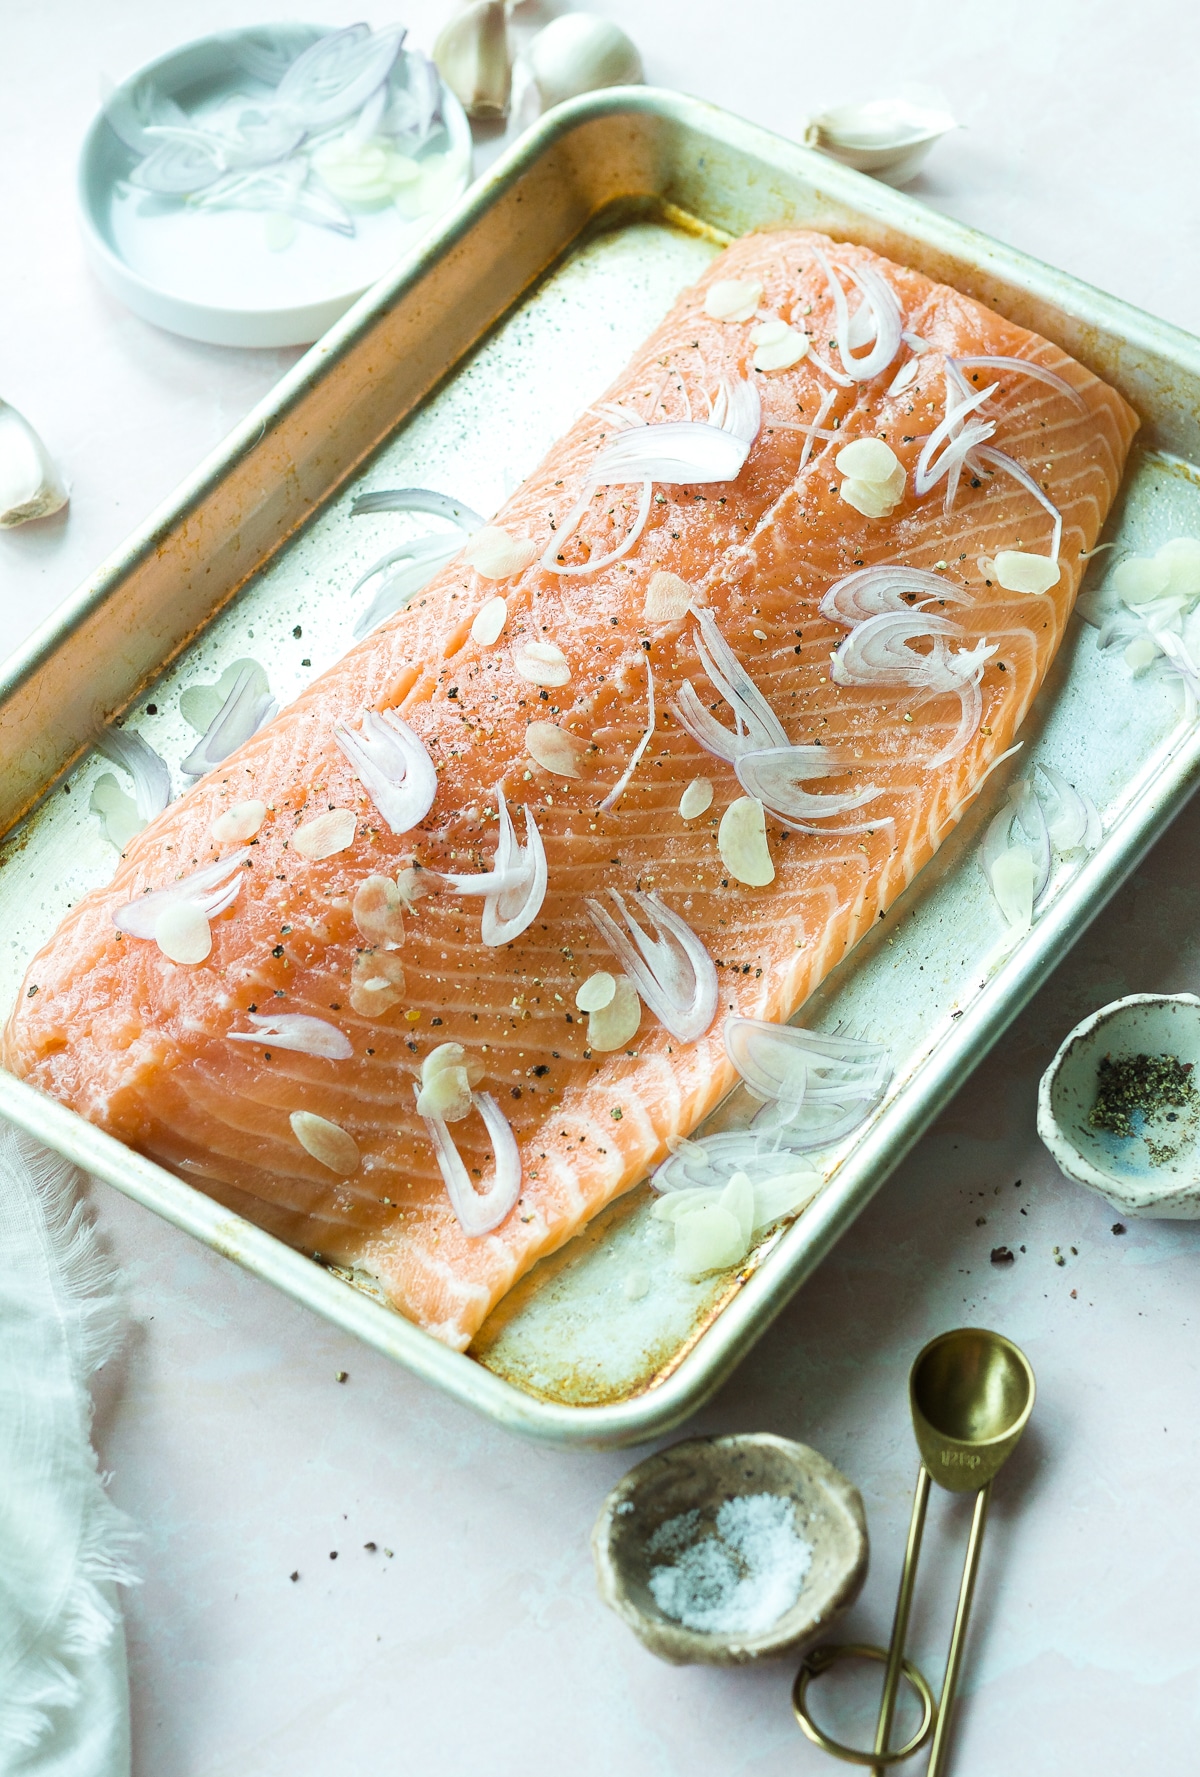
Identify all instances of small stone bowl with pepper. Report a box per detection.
[1038,993,1200,1216]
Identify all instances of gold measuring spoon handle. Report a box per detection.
[870,1465,933,1775]
[924,1480,991,1777]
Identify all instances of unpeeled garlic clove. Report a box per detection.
[0,400,68,528]
[523,13,642,113]
[434,0,512,119]
[803,96,957,187]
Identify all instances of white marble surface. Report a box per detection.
[6,2,1200,1771]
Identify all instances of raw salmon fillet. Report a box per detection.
[3,230,1138,1349]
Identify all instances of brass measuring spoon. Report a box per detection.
[793,1328,1036,1774]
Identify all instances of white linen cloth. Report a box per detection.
[0,1125,134,1776]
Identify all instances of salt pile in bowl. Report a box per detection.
[646,1492,813,1636]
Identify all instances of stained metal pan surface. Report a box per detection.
[2,90,1198,1447]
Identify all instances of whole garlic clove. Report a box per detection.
[434,0,512,120]
[0,401,68,528]
[524,13,643,112]
[803,97,957,187]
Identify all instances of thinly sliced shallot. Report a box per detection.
[652,1128,822,1200]
[724,1017,892,1112]
[585,890,717,1043]
[811,248,903,382]
[735,746,884,824]
[350,487,485,528]
[441,788,546,946]
[352,534,464,637]
[1036,762,1102,853]
[598,656,654,813]
[113,851,249,940]
[96,728,171,821]
[820,565,971,626]
[228,1012,353,1060]
[333,708,437,835]
[950,356,1086,412]
[417,1086,522,1236]
[180,663,277,777]
[542,380,761,577]
[914,376,997,502]
[672,608,789,763]
[972,446,1063,561]
[276,22,405,131]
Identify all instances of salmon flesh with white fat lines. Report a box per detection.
[3,231,1138,1349]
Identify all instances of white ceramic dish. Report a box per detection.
[77,23,472,348]
[1037,993,1200,1217]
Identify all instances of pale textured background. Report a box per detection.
[4,2,1200,1771]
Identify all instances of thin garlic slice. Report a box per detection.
[835,439,902,482]
[1124,636,1160,673]
[349,952,406,1016]
[91,775,143,850]
[643,570,697,622]
[512,638,571,687]
[154,901,211,965]
[0,399,68,528]
[211,800,266,843]
[292,808,357,861]
[704,279,763,323]
[586,975,641,1052]
[749,320,809,372]
[840,477,904,519]
[993,551,1061,596]
[679,778,713,820]
[718,796,775,887]
[525,721,586,778]
[463,526,539,580]
[290,1109,360,1175]
[672,1202,747,1278]
[576,971,616,1013]
[416,1041,484,1122]
[352,874,406,948]
[471,595,509,645]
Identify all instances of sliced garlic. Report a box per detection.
[576,971,616,1013]
[290,1109,361,1175]
[1110,556,1170,606]
[1155,537,1200,600]
[91,775,143,850]
[349,951,406,1017]
[211,799,266,844]
[718,796,775,887]
[433,0,512,119]
[395,866,432,907]
[154,901,211,965]
[0,399,68,528]
[749,320,809,373]
[512,638,571,687]
[643,569,697,622]
[463,526,539,580]
[416,1041,484,1122]
[587,975,641,1052]
[993,551,1061,596]
[679,778,713,820]
[835,438,902,483]
[525,721,587,778]
[1124,636,1160,673]
[840,477,904,519]
[989,846,1035,933]
[672,1202,746,1279]
[292,808,357,861]
[352,874,406,948]
[704,278,763,323]
[471,595,509,646]
[524,12,642,109]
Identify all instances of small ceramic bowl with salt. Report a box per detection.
[592,1433,868,1666]
[1038,992,1200,1217]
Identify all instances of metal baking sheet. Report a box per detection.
[2,89,1199,1448]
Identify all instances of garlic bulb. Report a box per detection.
[0,400,67,528]
[434,0,512,119]
[804,97,956,187]
[523,13,643,113]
